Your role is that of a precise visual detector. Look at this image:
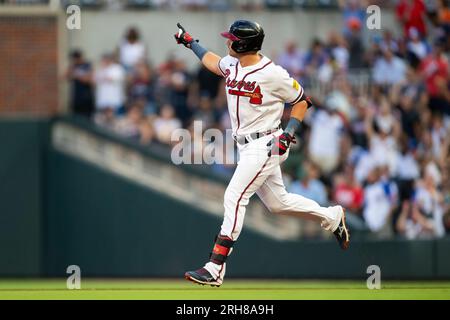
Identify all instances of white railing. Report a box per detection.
[52,121,314,240]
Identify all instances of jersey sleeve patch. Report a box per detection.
[293,79,300,91]
[276,65,305,105]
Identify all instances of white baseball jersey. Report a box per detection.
[217,54,304,136]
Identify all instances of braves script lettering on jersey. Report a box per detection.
[218,54,304,136]
[202,54,343,281]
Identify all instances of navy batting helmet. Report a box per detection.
[221,20,265,53]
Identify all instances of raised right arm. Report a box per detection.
[174,23,223,77]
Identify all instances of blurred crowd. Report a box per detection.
[0,0,393,10]
[66,0,450,239]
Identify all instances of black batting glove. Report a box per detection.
[174,23,198,48]
[267,133,296,157]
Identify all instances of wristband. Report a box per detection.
[191,41,208,61]
[284,117,301,137]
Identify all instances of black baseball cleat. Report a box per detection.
[184,268,222,287]
[333,206,350,250]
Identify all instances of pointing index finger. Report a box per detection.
[177,23,185,32]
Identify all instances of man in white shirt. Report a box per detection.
[94,53,126,113]
[373,48,407,85]
[307,105,344,174]
[363,167,398,234]
[119,27,146,71]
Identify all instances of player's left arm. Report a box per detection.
[267,68,314,157]
[288,97,312,125]
[268,95,313,156]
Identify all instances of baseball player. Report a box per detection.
[174,20,350,287]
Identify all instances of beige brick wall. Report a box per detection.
[0,16,58,115]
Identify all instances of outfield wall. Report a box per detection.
[0,118,449,279]
[0,119,49,276]
[44,148,450,279]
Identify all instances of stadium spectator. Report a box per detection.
[153,103,182,144]
[307,104,345,175]
[396,162,445,238]
[391,70,424,141]
[407,28,430,70]
[327,31,349,71]
[396,0,428,38]
[196,64,223,99]
[169,57,192,125]
[118,27,147,72]
[436,0,450,41]
[94,107,116,130]
[345,17,365,69]
[395,200,433,239]
[430,114,448,161]
[288,160,328,206]
[349,96,369,149]
[154,54,192,124]
[338,0,367,37]
[94,53,126,116]
[416,127,435,161]
[373,47,407,86]
[114,102,154,145]
[127,59,156,113]
[379,30,400,55]
[191,94,215,129]
[395,136,420,183]
[364,34,384,68]
[419,40,450,115]
[324,75,353,121]
[333,164,364,214]
[304,38,328,79]
[66,49,94,118]
[277,41,305,80]
[363,166,399,236]
[365,100,401,176]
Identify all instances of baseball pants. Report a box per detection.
[204,130,342,279]
[221,129,341,240]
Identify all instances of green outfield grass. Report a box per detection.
[0,279,449,300]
